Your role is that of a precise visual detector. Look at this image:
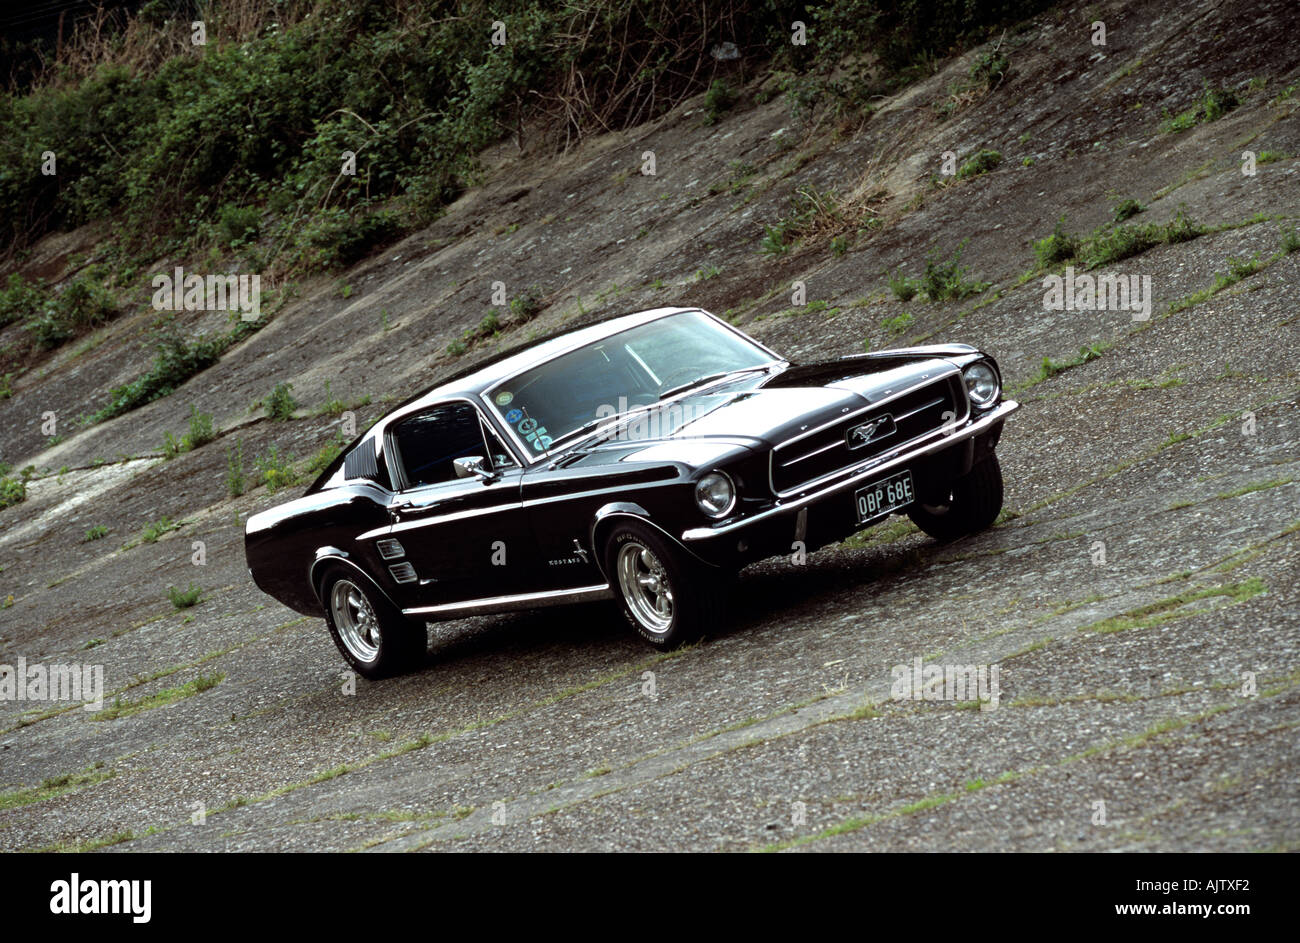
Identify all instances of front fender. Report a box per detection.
[589,503,719,580]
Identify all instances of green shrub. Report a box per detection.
[509,287,544,322]
[888,269,919,301]
[1034,217,1080,268]
[93,328,226,423]
[0,274,46,328]
[1159,83,1239,133]
[919,243,989,301]
[140,516,178,543]
[255,446,299,493]
[299,208,403,269]
[226,438,246,497]
[968,49,1010,87]
[0,476,25,510]
[218,204,260,245]
[703,80,737,124]
[265,383,297,421]
[761,221,793,256]
[303,435,346,478]
[956,149,1002,179]
[183,405,215,451]
[882,312,915,335]
[1281,223,1300,254]
[162,431,184,461]
[1113,198,1143,222]
[167,582,203,609]
[83,525,109,542]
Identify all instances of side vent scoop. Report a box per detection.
[376,538,405,560]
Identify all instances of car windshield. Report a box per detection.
[484,311,777,456]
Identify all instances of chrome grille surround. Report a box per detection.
[769,370,968,497]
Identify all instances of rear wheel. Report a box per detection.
[320,567,426,679]
[907,454,1004,540]
[604,521,727,649]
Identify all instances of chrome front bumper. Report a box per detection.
[681,399,1019,542]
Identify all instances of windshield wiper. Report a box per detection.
[657,364,778,400]
[551,402,661,451]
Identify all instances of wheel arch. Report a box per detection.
[308,549,403,614]
[589,503,715,581]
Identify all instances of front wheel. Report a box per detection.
[320,567,426,679]
[604,521,727,649]
[907,454,1004,540]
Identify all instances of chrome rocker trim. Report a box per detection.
[682,399,1019,541]
[402,584,614,619]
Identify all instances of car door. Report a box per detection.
[383,400,540,611]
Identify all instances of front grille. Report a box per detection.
[770,376,965,496]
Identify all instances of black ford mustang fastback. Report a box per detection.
[246,307,1018,677]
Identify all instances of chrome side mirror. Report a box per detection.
[453,455,496,481]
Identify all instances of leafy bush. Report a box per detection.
[1281,223,1300,254]
[162,431,184,461]
[167,582,203,609]
[1113,198,1143,222]
[93,327,226,423]
[265,383,297,421]
[83,525,109,542]
[0,274,46,328]
[1159,83,1239,133]
[703,80,737,124]
[888,269,918,301]
[919,243,989,301]
[957,149,1002,179]
[1033,217,1080,268]
[218,204,260,246]
[226,438,246,498]
[0,475,25,510]
[26,275,117,350]
[183,406,215,451]
[882,312,915,334]
[255,446,299,493]
[140,516,178,543]
[509,287,545,322]
[303,435,346,478]
[968,49,1010,88]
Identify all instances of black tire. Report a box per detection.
[603,520,727,649]
[907,453,1004,541]
[318,565,426,679]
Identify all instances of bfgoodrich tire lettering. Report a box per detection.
[319,565,426,679]
[604,521,726,649]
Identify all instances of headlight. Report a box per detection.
[695,471,736,518]
[963,362,999,407]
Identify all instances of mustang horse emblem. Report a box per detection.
[847,414,896,449]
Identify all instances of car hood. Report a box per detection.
[568,355,959,463]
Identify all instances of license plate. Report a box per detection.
[854,470,915,524]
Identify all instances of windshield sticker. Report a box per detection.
[495,391,514,406]
[517,417,538,434]
[504,408,523,424]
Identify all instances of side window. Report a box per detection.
[391,402,491,489]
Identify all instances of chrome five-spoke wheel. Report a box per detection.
[616,541,674,635]
[329,578,381,663]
